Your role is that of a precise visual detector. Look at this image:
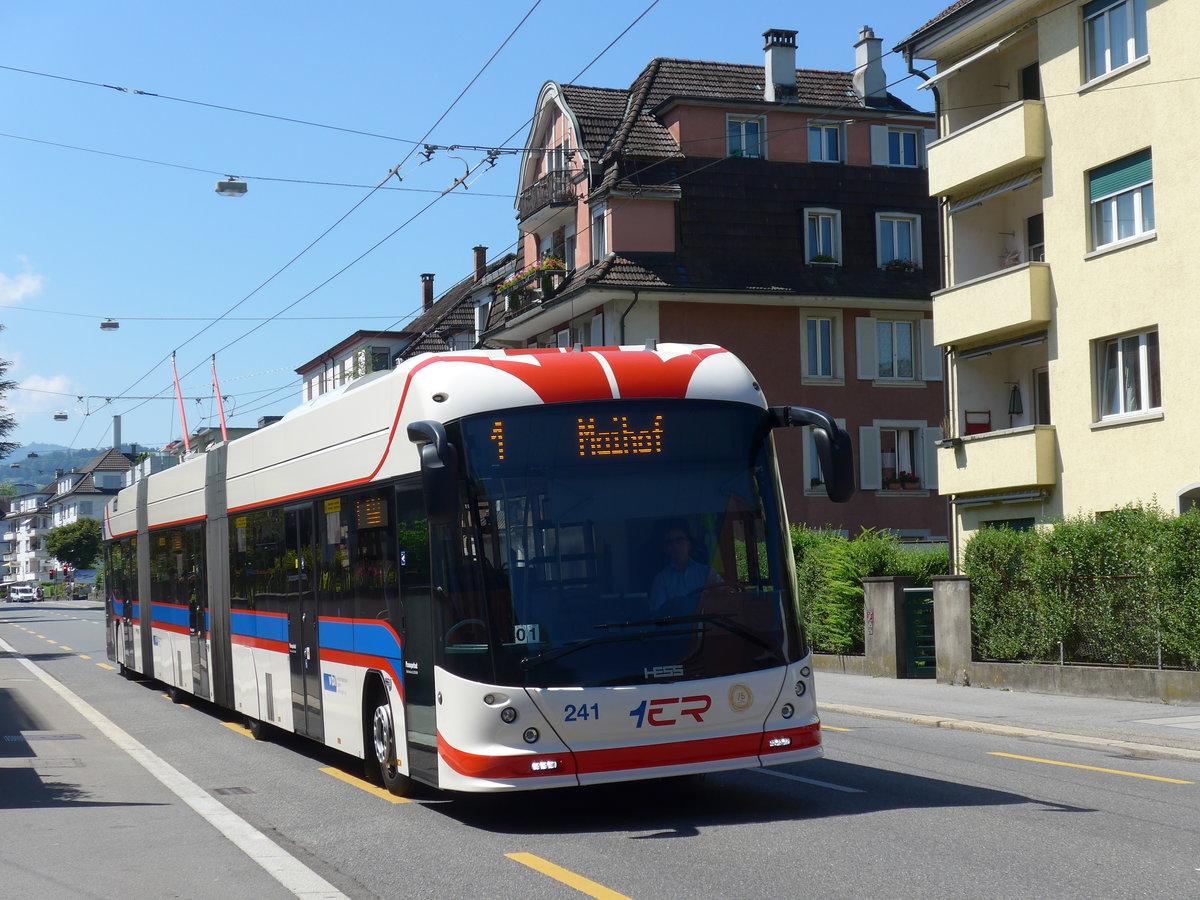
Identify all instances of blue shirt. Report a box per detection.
[650,559,715,615]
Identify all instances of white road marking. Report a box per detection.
[0,636,347,899]
[754,767,865,793]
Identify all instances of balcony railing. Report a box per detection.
[933,262,1050,349]
[517,169,576,224]
[938,424,1056,495]
[928,100,1044,198]
[501,267,568,318]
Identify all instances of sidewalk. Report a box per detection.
[815,670,1200,761]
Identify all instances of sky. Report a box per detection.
[0,0,947,462]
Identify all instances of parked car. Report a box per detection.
[8,584,38,602]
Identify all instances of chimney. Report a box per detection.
[762,29,798,103]
[421,273,435,311]
[853,26,887,104]
[112,415,121,452]
[473,246,488,283]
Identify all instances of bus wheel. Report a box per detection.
[167,685,185,704]
[371,699,411,797]
[246,716,271,741]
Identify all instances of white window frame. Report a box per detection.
[803,208,842,264]
[1096,327,1160,420]
[589,203,608,262]
[888,129,920,167]
[727,115,766,159]
[1091,180,1154,251]
[857,420,942,491]
[801,310,842,383]
[808,123,842,163]
[855,314,941,384]
[1083,0,1148,84]
[875,212,922,268]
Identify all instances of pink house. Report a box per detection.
[481,27,947,539]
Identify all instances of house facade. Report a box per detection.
[480,27,946,536]
[2,486,53,586]
[897,0,1188,554]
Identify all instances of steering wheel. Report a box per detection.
[444,618,487,644]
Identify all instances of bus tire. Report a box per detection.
[246,716,271,741]
[167,685,185,704]
[371,697,411,797]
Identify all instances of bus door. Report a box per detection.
[285,504,323,741]
[185,525,210,701]
[396,485,437,779]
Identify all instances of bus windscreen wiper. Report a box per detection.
[519,627,695,670]
[597,614,784,662]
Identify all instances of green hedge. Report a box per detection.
[792,527,948,654]
[962,504,1200,669]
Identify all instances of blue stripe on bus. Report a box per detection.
[231,610,289,643]
[320,619,403,661]
[151,603,189,628]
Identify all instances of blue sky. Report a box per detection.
[0,0,945,455]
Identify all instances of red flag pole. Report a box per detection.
[172,352,191,453]
[212,355,229,442]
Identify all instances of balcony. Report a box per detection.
[517,169,576,233]
[500,265,568,319]
[933,262,1050,349]
[938,425,1056,495]
[928,100,1044,198]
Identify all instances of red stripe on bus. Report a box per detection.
[320,649,406,703]
[153,623,191,636]
[231,634,289,652]
[436,722,819,781]
[148,515,207,531]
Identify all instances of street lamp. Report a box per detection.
[215,177,248,197]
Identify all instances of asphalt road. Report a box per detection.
[3,601,1198,899]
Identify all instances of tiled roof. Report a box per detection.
[560,84,628,159]
[74,448,134,475]
[399,252,518,359]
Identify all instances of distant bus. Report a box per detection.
[104,345,852,795]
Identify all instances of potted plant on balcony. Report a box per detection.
[883,475,901,490]
[881,258,919,273]
[899,471,921,489]
[809,254,838,266]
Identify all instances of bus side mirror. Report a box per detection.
[407,420,460,526]
[769,406,855,503]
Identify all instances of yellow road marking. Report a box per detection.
[78,654,91,660]
[35,634,45,639]
[45,640,57,645]
[59,645,72,651]
[506,853,633,900]
[989,752,1193,784]
[97,663,116,671]
[822,725,854,732]
[221,722,255,739]
[319,767,412,804]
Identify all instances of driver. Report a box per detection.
[649,522,721,616]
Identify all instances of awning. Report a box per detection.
[919,24,1035,90]
[948,168,1042,215]
[958,332,1047,360]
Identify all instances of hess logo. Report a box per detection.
[628,695,711,728]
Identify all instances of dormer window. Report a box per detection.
[727,116,765,159]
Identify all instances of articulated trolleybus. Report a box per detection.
[104,344,852,795]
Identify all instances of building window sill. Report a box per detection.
[874,489,932,497]
[874,379,926,389]
[1079,55,1150,95]
[1090,409,1163,430]
[1085,231,1156,261]
[801,376,845,387]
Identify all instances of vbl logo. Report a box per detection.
[628,695,711,728]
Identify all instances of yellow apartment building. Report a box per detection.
[896,0,1195,555]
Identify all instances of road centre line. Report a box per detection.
[822,725,854,732]
[96,663,116,671]
[222,722,255,739]
[506,853,633,900]
[319,766,412,804]
[989,752,1194,784]
[753,767,865,793]
[0,635,348,899]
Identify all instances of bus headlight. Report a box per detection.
[500,706,518,724]
[794,680,807,697]
[523,727,540,744]
[780,703,795,719]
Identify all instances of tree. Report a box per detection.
[45,518,103,571]
[0,340,17,461]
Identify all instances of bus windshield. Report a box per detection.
[444,400,804,688]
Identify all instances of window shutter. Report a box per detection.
[923,426,942,490]
[920,320,942,381]
[856,317,878,380]
[1089,150,1152,201]
[870,126,890,165]
[922,129,938,167]
[590,314,604,347]
[859,426,882,490]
